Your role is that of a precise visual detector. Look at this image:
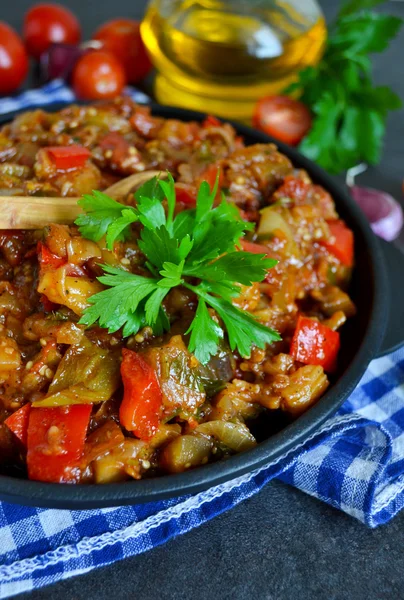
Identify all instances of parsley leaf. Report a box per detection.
[78,175,280,363]
[159,261,184,288]
[288,7,402,174]
[187,199,248,265]
[134,176,165,203]
[299,94,344,171]
[187,218,246,265]
[186,285,281,359]
[339,0,389,19]
[76,176,169,250]
[79,266,160,334]
[186,299,223,365]
[184,251,277,285]
[195,177,219,222]
[105,208,138,250]
[139,226,193,271]
[158,173,176,232]
[329,12,402,55]
[145,287,170,326]
[76,191,137,246]
[137,195,166,230]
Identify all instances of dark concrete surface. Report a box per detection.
[3,1,404,598]
[22,481,404,600]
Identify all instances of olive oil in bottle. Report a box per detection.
[141,0,327,120]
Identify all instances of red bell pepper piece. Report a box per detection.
[240,240,271,255]
[320,220,354,267]
[37,241,66,272]
[65,263,88,277]
[40,294,58,312]
[37,242,65,309]
[119,349,162,441]
[290,315,340,373]
[202,115,221,128]
[175,184,197,207]
[4,403,31,447]
[200,164,225,193]
[47,145,91,171]
[27,405,92,483]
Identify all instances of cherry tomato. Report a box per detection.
[93,19,152,84]
[72,50,126,100]
[23,3,81,60]
[253,96,312,146]
[0,22,29,95]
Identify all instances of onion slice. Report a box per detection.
[350,185,403,241]
[347,164,404,241]
[40,41,102,83]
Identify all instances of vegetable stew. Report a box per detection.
[0,98,355,484]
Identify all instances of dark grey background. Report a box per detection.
[3,1,403,598]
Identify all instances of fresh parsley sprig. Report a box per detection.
[75,174,281,364]
[288,0,402,174]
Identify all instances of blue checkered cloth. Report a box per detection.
[0,82,403,598]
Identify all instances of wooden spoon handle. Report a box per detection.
[0,170,167,229]
[0,196,81,229]
[103,170,166,200]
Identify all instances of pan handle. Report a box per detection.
[376,239,404,357]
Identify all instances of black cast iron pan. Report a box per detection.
[0,102,402,508]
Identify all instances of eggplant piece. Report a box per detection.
[142,335,205,415]
[197,340,236,397]
[160,434,212,473]
[32,338,120,407]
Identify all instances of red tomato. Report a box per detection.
[0,23,29,95]
[47,145,91,170]
[72,50,126,100]
[320,220,354,267]
[93,19,152,84]
[119,349,162,441]
[23,3,81,60]
[129,106,158,139]
[290,316,340,373]
[27,405,92,483]
[130,107,159,138]
[274,175,310,203]
[253,96,312,146]
[99,132,131,165]
[4,404,31,447]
